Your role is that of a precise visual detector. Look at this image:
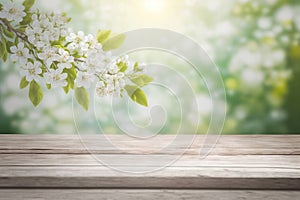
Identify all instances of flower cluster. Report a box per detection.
[0,0,152,110]
[0,0,26,23]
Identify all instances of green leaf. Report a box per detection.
[133,62,139,71]
[5,40,14,54]
[17,27,26,32]
[1,26,14,38]
[46,83,51,90]
[117,61,128,72]
[2,50,7,62]
[130,74,153,87]
[1,37,7,62]
[51,40,62,46]
[125,85,148,107]
[102,33,126,51]
[97,29,111,44]
[20,13,33,25]
[63,85,70,94]
[23,0,35,11]
[63,66,77,93]
[0,40,4,59]
[75,87,89,111]
[29,80,43,107]
[14,36,19,44]
[68,66,77,89]
[20,77,29,89]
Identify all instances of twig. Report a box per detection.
[0,18,49,72]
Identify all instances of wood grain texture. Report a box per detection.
[0,135,299,191]
[0,189,300,200]
[0,135,299,155]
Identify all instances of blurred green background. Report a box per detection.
[1,0,300,134]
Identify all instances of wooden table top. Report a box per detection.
[0,134,299,199]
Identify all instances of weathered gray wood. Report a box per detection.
[1,169,300,189]
[0,135,299,190]
[0,189,299,200]
[1,154,299,168]
[0,135,299,155]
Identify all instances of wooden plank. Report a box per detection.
[1,135,299,148]
[0,154,299,169]
[0,135,299,155]
[1,148,299,155]
[0,189,300,200]
[1,165,300,178]
[1,166,300,189]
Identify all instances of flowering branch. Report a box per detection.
[0,0,152,110]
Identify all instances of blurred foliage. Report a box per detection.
[0,0,300,134]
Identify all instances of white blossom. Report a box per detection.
[53,12,69,27]
[85,49,108,74]
[25,26,40,45]
[95,81,106,97]
[75,71,95,88]
[0,0,26,23]
[57,49,74,69]
[20,62,42,82]
[44,68,68,88]
[66,31,91,55]
[26,12,68,49]
[30,14,50,33]
[136,63,146,72]
[85,34,101,49]
[95,71,126,97]
[10,42,30,63]
[37,47,59,67]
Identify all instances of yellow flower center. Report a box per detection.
[82,75,88,81]
[54,74,60,81]
[9,8,18,15]
[17,51,23,57]
[28,68,35,75]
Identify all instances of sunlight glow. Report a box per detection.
[143,0,165,13]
